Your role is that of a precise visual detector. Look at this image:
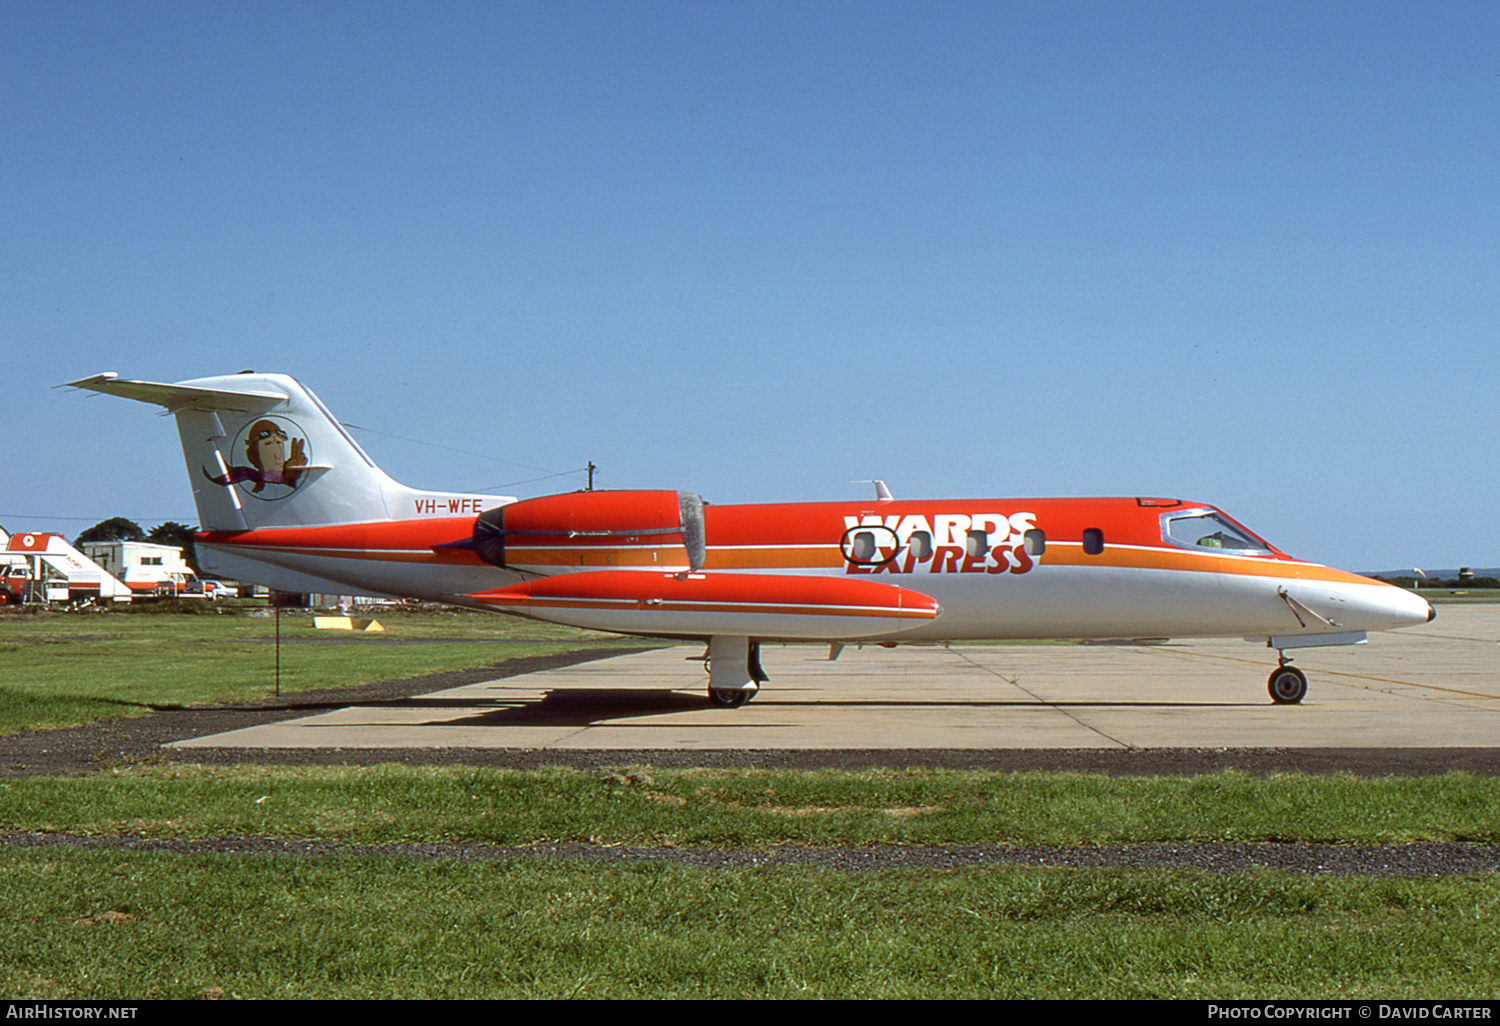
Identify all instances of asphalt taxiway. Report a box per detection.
[170,602,1500,753]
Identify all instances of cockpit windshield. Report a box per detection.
[1161,510,1275,556]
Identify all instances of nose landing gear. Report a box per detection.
[1267,653,1308,705]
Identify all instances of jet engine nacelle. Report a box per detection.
[472,489,706,575]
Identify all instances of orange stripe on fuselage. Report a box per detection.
[1034,544,1378,586]
[701,546,842,570]
[504,545,688,569]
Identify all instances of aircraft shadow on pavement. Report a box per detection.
[419,688,709,727]
[411,690,1259,728]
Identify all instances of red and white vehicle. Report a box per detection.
[0,530,132,605]
[68,372,1433,706]
[0,559,28,606]
[195,578,231,599]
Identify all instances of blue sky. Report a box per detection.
[4,1,1496,572]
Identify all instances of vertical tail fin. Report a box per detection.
[64,372,508,532]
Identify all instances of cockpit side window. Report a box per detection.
[1162,511,1273,555]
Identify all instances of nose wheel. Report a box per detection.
[1267,661,1308,705]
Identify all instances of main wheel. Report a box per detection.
[1267,665,1308,705]
[709,687,751,708]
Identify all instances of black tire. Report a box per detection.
[709,687,751,708]
[1267,665,1308,705]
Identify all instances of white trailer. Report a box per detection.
[79,540,201,597]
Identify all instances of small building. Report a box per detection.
[80,540,201,597]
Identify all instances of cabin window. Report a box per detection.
[965,530,988,558]
[1082,528,1104,556]
[840,524,899,566]
[1162,511,1272,555]
[907,531,933,560]
[1023,529,1046,556]
[850,531,876,561]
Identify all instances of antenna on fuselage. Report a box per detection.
[851,480,894,502]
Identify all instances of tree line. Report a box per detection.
[73,518,200,574]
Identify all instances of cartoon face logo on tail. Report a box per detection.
[202,417,311,500]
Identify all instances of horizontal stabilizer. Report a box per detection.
[470,570,941,640]
[63,373,287,413]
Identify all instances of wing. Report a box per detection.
[470,570,940,640]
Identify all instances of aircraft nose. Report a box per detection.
[1343,581,1434,631]
[1393,587,1434,629]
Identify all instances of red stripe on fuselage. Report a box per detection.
[193,498,1385,591]
[196,517,482,564]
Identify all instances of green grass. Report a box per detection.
[1417,589,1500,604]
[0,607,646,734]
[3,765,1499,847]
[3,766,1499,998]
[2,849,1498,998]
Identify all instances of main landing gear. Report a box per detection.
[705,636,767,708]
[1267,653,1308,705]
[709,686,754,708]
